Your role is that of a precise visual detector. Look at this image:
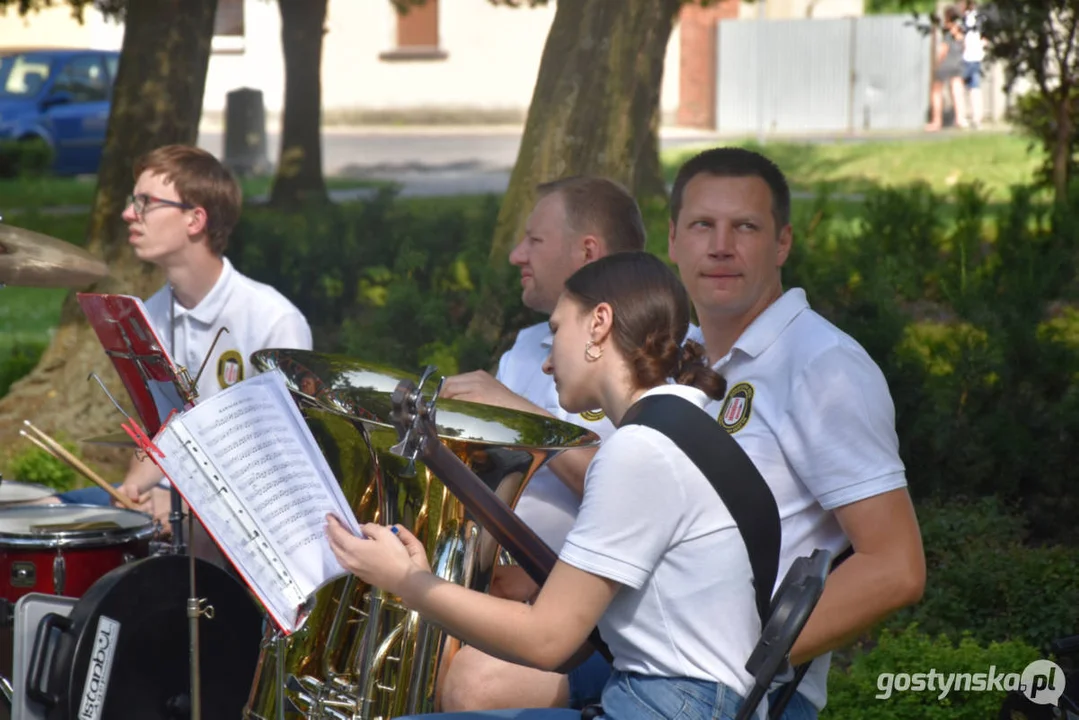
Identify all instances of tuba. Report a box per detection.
[242,350,600,720]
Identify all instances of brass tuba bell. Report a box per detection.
[242,349,600,720]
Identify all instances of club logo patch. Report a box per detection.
[217,349,244,388]
[717,382,754,434]
[580,409,606,422]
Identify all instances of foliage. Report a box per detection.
[783,178,1079,544]
[0,139,53,179]
[5,437,80,492]
[229,189,536,376]
[0,0,124,21]
[882,497,1079,651]
[1007,85,1079,193]
[821,625,1043,720]
[0,342,46,397]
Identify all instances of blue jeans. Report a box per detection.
[564,652,818,720]
[56,485,114,506]
[395,671,751,720]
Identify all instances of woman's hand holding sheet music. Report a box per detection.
[324,515,432,596]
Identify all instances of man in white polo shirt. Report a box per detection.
[54,144,311,531]
[667,147,926,719]
[434,176,646,712]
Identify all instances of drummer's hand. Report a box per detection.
[325,515,431,595]
[440,371,539,414]
[116,480,151,511]
[148,487,173,535]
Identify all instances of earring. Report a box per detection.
[585,341,603,361]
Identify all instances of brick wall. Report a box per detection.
[677,0,739,129]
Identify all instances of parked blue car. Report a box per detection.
[0,48,120,176]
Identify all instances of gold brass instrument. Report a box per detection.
[243,349,600,720]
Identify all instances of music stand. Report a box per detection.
[76,292,214,720]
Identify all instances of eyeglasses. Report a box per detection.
[126,193,193,220]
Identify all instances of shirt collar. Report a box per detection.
[637,383,709,410]
[726,288,809,360]
[173,257,234,325]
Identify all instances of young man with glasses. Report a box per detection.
[52,144,312,530]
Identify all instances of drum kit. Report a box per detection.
[0,219,603,720]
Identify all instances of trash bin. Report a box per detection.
[223,87,271,177]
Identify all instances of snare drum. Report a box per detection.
[0,505,154,602]
[0,480,54,506]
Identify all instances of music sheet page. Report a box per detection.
[153,369,364,631]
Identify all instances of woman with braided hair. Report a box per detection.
[326,251,768,720]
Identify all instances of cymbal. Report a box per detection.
[0,222,109,288]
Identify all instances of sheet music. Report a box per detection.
[153,369,365,632]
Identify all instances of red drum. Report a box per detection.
[0,505,154,602]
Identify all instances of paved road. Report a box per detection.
[195,127,724,197]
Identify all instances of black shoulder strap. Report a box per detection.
[620,393,781,628]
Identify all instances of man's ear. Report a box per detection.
[776,224,793,267]
[187,206,209,240]
[581,234,602,262]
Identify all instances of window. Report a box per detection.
[52,56,109,103]
[380,0,447,61]
[0,54,53,98]
[215,0,244,37]
[213,0,245,53]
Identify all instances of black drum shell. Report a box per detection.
[37,553,263,720]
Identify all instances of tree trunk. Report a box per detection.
[466,0,682,353]
[270,0,329,208]
[0,0,218,476]
[1052,92,1073,203]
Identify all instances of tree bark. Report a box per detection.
[0,0,218,475]
[269,0,329,208]
[466,0,682,352]
[1052,90,1073,203]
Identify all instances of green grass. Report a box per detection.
[661,130,1046,201]
[0,175,381,212]
[0,287,66,354]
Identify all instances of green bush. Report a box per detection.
[0,138,53,179]
[5,440,80,492]
[782,179,1079,543]
[0,341,46,397]
[822,625,1043,720]
[885,497,1079,650]
[230,190,535,375]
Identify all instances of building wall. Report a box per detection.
[0,1,684,125]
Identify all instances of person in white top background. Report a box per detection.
[433,176,647,712]
[327,250,765,720]
[961,0,987,128]
[50,144,312,536]
[666,145,926,719]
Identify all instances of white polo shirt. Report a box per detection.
[701,288,907,711]
[560,383,762,711]
[143,256,313,404]
[495,322,616,551]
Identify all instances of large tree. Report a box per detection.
[269,0,329,207]
[465,0,685,353]
[0,0,219,466]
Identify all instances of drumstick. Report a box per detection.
[21,421,142,512]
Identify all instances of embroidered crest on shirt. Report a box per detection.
[579,409,606,422]
[717,382,754,433]
[217,349,245,388]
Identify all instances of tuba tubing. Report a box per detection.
[390,379,613,663]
